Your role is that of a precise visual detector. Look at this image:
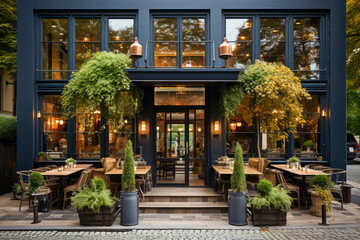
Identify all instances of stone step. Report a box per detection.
[139,201,228,214]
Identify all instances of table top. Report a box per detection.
[105,166,151,175]
[212,165,262,176]
[40,164,93,176]
[271,164,329,176]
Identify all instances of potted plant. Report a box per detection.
[288,157,300,168]
[309,175,334,217]
[29,172,43,194]
[120,140,138,226]
[250,179,292,226]
[12,183,22,200]
[38,152,47,161]
[71,177,120,226]
[228,142,248,226]
[303,140,313,152]
[65,157,76,168]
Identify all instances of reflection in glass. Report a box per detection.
[75,19,101,69]
[108,117,134,157]
[182,18,205,67]
[226,18,252,68]
[154,87,205,106]
[189,160,204,186]
[108,42,132,55]
[260,18,286,64]
[108,19,134,55]
[42,19,68,80]
[260,132,286,159]
[189,110,205,159]
[154,18,177,67]
[294,18,320,41]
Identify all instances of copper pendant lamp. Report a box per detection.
[219,38,232,59]
[130,37,143,59]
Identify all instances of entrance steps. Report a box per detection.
[140,187,227,213]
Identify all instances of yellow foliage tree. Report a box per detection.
[237,60,311,158]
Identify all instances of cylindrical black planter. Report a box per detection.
[228,191,248,226]
[120,191,139,226]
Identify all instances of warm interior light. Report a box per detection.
[141,121,146,132]
[230,122,236,131]
[245,53,250,57]
[124,119,128,124]
[322,109,326,118]
[189,128,193,132]
[115,36,120,40]
[37,111,41,119]
[236,121,242,127]
[94,110,101,114]
[178,127,184,132]
[84,37,89,41]
[295,22,302,25]
[240,36,246,40]
[59,120,64,125]
[197,127,202,132]
[156,126,160,131]
[214,121,220,133]
[51,25,57,28]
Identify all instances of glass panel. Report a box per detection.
[293,133,319,157]
[260,42,285,64]
[44,133,68,156]
[260,132,286,159]
[294,71,320,80]
[294,42,320,71]
[76,112,101,158]
[189,110,205,159]
[226,115,254,157]
[154,87,205,106]
[182,18,205,67]
[294,18,320,41]
[189,160,205,186]
[43,114,68,132]
[154,18,177,67]
[43,95,62,113]
[226,18,252,41]
[156,160,186,184]
[108,19,134,41]
[108,118,134,157]
[226,42,252,68]
[43,19,68,42]
[302,95,320,113]
[108,42,131,54]
[260,18,285,42]
[75,42,101,69]
[42,43,68,80]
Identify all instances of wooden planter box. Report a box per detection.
[251,206,287,226]
[77,203,121,226]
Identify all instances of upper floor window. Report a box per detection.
[153,17,206,68]
[108,19,134,54]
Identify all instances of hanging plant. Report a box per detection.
[219,83,245,122]
[61,52,143,130]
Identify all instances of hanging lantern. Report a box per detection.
[130,37,143,59]
[218,38,232,59]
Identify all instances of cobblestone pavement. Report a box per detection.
[0,227,360,240]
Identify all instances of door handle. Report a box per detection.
[186,142,189,155]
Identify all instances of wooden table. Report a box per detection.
[106,166,151,197]
[41,164,93,209]
[271,164,328,208]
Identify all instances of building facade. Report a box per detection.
[17,0,346,187]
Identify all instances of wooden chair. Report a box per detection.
[17,171,32,211]
[322,168,346,210]
[63,170,92,209]
[135,178,145,200]
[272,169,301,209]
[247,158,271,188]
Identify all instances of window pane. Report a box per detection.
[43,114,68,132]
[260,18,285,42]
[294,18,320,41]
[226,42,252,68]
[42,42,68,80]
[294,42,320,70]
[108,42,131,54]
[294,71,320,80]
[182,18,205,67]
[226,18,252,41]
[260,132,286,159]
[44,133,68,156]
[154,18,177,67]
[43,19,68,42]
[302,95,320,113]
[108,19,134,41]
[154,87,205,106]
[293,133,319,157]
[76,19,101,42]
[43,95,61,113]
[75,42,101,69]
[108,118,134,157]
[260,42,285,64]
[76,112,101,158]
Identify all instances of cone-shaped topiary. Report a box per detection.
[231,142,247,193]
[121,140,136,192]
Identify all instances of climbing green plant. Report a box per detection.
[230,142,247,193]
[61,51,143,131]
[122,140,136,192]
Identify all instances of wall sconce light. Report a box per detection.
[124,119,128,124]
[230,122,236,131]
[214,120,220,135]
[321,109,326,118]
[156,126,160,132]
[236,121,242,127]
[140,120,146,134]
[37,111,41,119]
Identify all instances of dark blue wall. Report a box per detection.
[17,0,346,172]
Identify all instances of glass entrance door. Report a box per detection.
[155,109,205,186]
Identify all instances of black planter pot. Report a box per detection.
[228,191,248,226]
[77,202,120,226]
[251,206,287,226]
[120,190,139,226]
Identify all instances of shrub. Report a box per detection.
[38,152,47,157]
[0,116,16,142]
[29,172,43,194]
[303,140,313,147]
[121,140,136,192]
[257,179,273,198]
[312,175,331,189]
[12,183,22,195]
[71,177,116,214]
[250,186,293,213]
[288,157,300,163]
[230,142,247,193]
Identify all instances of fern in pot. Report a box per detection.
[120,140,138,226]
[228,142,248,226]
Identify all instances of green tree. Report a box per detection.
[230,142,246,193]
[121,140,136,192]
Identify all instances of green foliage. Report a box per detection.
[256,179,273,198]
[288,157,300,163]
[250,186,293,213]
[347,91,360,135]
[38,152,47,157]
[0,116,16,142]
[71,177,116,214]
[122,140,136,192]
[313,185,334,212]
[303,140,313,148]
[29,172,43,194]
[219,83,245,121]
[312,175,331,189]
[12,183,22,195]
[65,158,76,164]
[61,51,143,131]
[0,0,17,78]
[230,142,247,192]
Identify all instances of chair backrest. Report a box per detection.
[271,169,288,188]
[16,171,32,191]
[260,159,271,175]
[75,170,93,188]
[322,168,346,186]
[248,158,260,171]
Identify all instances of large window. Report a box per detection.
[108,19,134,54]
